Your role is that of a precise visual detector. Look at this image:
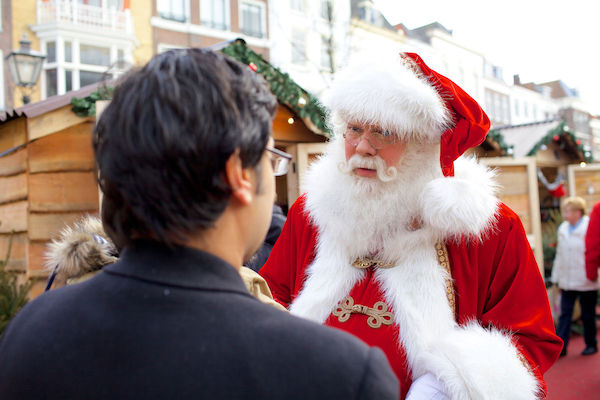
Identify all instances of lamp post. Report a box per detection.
[6,34,46,105]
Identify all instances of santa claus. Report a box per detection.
[259,52,562,399]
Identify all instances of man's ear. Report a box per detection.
[225,149,253,205]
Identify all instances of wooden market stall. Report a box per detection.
[0,84,106,298]
[479,119,590,277]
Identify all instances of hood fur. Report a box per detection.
[44,215,118,281]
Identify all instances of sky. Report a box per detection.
[373,0,600,115]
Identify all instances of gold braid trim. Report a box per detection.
[332,296,394,328]
[338,242,456,328]
[435,241,456,317]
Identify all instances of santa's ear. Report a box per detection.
[224,149,253,205]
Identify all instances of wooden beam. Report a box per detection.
[0,148,27,176]
[28,123,95,173]
[27,241,49,278]
[29,171,99,212]
[0,118,27,154]
[273,105,327,143]
[0,232,27,272]
[28,211,94,241]
[27,105,90,142]
[0,173,27,204]
[0,201,28,233]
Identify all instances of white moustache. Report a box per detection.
[338,155,398,182]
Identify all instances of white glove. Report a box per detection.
[406,372,449,400]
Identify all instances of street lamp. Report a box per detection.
[6,34,46,105]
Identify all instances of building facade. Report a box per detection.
[151,0,270,57]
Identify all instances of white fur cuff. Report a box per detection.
[418,323,540,400]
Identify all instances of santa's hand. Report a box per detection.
[406,373,449,400]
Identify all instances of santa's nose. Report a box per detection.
[355,136,377,156]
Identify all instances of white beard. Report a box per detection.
[305,135,443,263]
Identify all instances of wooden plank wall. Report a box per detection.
[27,121,98,297]
[26,122,99,298]
[0,147,28,273]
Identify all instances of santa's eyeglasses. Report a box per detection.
[266,147,292,176]
[343,124,398,149]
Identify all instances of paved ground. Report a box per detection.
[545,329,600,399]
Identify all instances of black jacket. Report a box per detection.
[0,241,398,399]
[245,204,287,272]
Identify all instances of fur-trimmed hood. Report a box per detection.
[44,215,118,282]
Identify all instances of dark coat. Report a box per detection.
[245,204,287,272]
[0,241,398,400]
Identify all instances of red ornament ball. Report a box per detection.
[553,135,560,141]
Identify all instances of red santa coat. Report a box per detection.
[260,157,562,399]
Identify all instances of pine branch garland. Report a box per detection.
[526,121,593,162]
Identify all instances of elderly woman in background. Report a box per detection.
[551,196,600,356]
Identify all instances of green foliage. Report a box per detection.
[221,40,331,136]
[0,230,32,336]
[70,86,114,117]
[486,129,513,155]
[527,121,593,162]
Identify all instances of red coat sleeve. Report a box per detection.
[259,195,318,308]
[585,202,600,281]
[451,204,562,394]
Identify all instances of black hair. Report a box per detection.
[93,48,277,248]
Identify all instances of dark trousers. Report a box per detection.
[557,289,598,350]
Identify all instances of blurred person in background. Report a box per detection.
[552,196,599,356]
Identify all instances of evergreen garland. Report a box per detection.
[486,129,513,155]
[221,40,330,136]
[69,40,331,137]
[526,121,593,162]
[0,230,32,337]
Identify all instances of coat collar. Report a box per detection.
[103,240,251,296]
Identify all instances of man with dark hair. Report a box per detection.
[0,49,398,400]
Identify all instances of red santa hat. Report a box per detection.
[323,52,490,177]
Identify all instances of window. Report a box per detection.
[321,35,331,70]
[42,38,128,99]
[79,0,101,6]
[514,99,519,117]
[65,70,73,92]
[80,44,110,66]
[157,0,187,22]
[46,41,56,63]
[524,102,529,118]
[201,0,229,30]
[80,70,105,86]
[45,69,58,98]
[291,29,306,65]
[320,0,331,20]
[290,0,304,12]
[240,1,265,38]
[65,41,72,63]
[484,89,510,125]
[0,51,4,110]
